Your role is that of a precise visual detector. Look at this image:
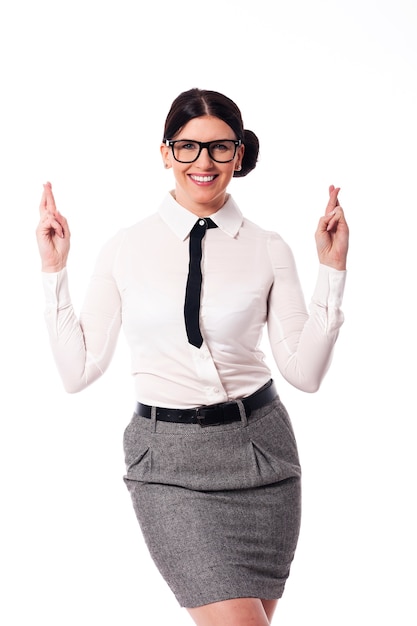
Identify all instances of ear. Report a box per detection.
[160,142,172,169]
[235,143,245,171]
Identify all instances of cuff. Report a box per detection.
[312,264,347,308]
[42,268,71,308]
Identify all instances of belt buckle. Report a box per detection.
[195,405,223,427]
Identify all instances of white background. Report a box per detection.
[0,0,416,624]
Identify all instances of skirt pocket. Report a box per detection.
[123,399,301,490]
[123,414,152,480]
[247,399,301,484]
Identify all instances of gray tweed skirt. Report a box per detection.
[123,393,302,608]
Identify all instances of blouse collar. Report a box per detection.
[158,191,243,241]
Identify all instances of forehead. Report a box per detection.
[175,115,236,140]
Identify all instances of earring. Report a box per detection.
[164,163,170,169]
[235,164,242,171]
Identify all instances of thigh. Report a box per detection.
[187,598,271,626]
[261,599,279,622]
[125,478,300,608]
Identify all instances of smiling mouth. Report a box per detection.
[189,175,217,183]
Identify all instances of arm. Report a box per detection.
[37,183,122,393]
[267,186,348,392]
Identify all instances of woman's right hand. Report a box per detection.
[36,182,70,272]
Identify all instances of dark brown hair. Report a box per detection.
[162,88,259,177]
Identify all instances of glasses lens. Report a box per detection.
[208,141,237,162]
[172,141,201,163]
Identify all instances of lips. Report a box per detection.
[189,175,217,183]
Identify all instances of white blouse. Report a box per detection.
[42,192,346,408]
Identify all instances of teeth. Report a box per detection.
[191,175,215,182]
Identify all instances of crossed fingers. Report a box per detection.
[324,185,344,232]
[39,182,67,239]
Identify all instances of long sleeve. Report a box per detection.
[267,233,346,392]
[42,235,123,393]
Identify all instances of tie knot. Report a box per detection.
[191,217,217,236]
[205,217,217,229]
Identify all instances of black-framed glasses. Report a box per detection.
[165,139,242,163]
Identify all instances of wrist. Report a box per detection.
[320,261,346,271]
[41,263,66,273]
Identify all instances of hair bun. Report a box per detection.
[234,129,260,178]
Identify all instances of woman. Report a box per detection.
[36,88,349,626]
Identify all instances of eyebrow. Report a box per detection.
[169,138,238,142]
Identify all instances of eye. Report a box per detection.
[177,141,199,151]
[211,142,230,152]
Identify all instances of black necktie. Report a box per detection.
[184,217,217,348]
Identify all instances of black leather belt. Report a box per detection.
[135,379,277,427]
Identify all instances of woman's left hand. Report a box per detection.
[315,185,349,270]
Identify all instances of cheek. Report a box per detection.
[172,165,188,181]
[222,166,237,182]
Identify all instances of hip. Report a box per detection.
[123,394,301,491]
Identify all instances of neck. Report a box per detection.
[172,190,228,217]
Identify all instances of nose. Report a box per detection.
[195,146,214,168]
